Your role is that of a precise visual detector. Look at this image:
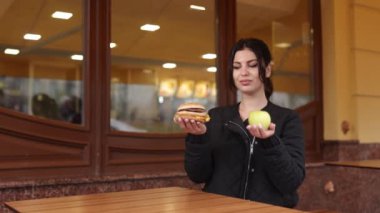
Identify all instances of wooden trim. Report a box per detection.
[322,141,380,161]
[107,130,186,138]
[108,137,184,151]
[108,150,184,165]
[0,113,89,144]
[297,101,322,162]
[216,0,237,106]
[311,0,323,157]
[323,140,359,145]
[86,0,110,177]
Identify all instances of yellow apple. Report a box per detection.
[248,110,271,130]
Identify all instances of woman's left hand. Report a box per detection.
[246,123,276,139]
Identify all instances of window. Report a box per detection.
[110,0,217,133]
[0,0,84,125]
[236,0,314,109]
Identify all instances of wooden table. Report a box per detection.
[5,187,307,213]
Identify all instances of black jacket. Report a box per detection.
[184,102,305,208]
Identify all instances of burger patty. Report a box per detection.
[178,108,205,113]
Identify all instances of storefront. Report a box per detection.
[0,0,322,180]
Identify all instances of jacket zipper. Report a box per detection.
[243,138,255,199]
[227,121,255,199]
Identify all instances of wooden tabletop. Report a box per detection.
[326,159,380,169]
[5,187,307,213]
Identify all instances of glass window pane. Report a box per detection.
[111,0,216,133]
[237,0,313,109]
[0,0,84,124]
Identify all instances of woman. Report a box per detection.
[175,38,305,208]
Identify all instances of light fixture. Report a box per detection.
[71,54,83,61]
[143,69,152,74]
[207,67,217,72]
[162,63,176,69]
[23,33,41,41]
[202,53,217,59]
[140,24,160,32]
[158,96,164,104]
[51,11,73,20]
[4,48,20,55]
[111,77,120,83]
[110,42,117,48]
[190,5,206,11]
[275,42,291,48]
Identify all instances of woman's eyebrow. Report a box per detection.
[234,59,257,63]
[247,59,258,62]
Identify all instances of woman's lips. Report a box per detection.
[239,80,251,86]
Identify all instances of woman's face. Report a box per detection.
[232,48,265,96]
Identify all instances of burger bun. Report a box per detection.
[174,102,210,123]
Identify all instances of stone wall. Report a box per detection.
[296,164,379,213]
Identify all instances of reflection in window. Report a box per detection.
[111,1,216,133]
[236,0,313,109]
[0,0,84,124]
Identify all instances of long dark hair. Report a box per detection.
[228,38,274,99]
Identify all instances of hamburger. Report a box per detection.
[174,102,210,123]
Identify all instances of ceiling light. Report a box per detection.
[111,77,120,83]
[71,54,83,61]
[275,42,291,48]
[162,63,176,69]
[202,53,217,59]
[23,33,41,41]
[110,42,117,48]
[143,69,153,74]
[190,5,206,11]
[140,24,160,32]
[51,11,73,20]
[4,48,20,55]
[207,67,217,72]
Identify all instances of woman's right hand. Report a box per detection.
[174,117,207,135]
